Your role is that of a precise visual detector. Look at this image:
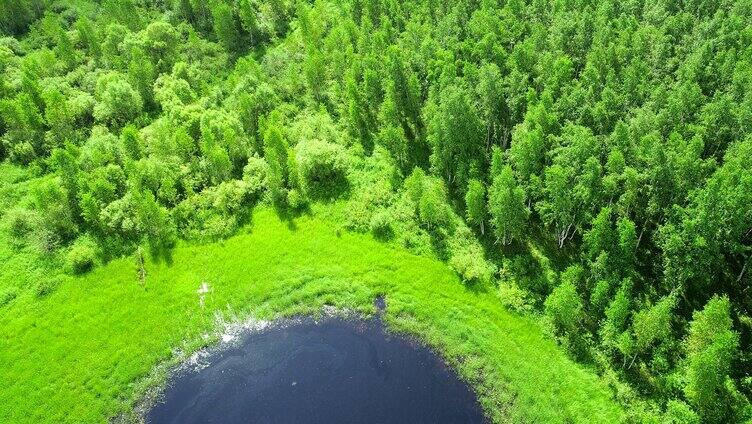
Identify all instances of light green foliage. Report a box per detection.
[5,206,36,243]
[119,125,141,161]
[497,281,533,314]
[632,295,676,355]
[134,190,176,259]
[477,63,509,149]
[600,279,632,356]
[448,226,495,285]
[263,121,289,204]
[488,161,528,245]
[369,208,393,239]
[242,155,269,193]
[545,265,584,334]
[141,21,179,72]
[465,178,486,234]
[127,47,156,109]
[684,296,740,423]
[508,121,546,187]
[537,164,577,248]
[662,400,699,424]
[93,72,143,128]
[199,108,251,182]
[174,178,262,240]
[427,84,485,195]
[0,92,45,163]
[237,0,259,38]
[417,178,450,230]
[31,178,77,249]
[66,236,98,275]
[75,17,101,60]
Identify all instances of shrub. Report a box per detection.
[498,281,533,313]
[286,188,306,209]
[173,180,255,240]
[369,209,393,240]
[295,138,349,199]
[35,276,63,297]
[545,266,584,334]
[0,286,18,307]
[448,226,495,284]
[5,207,36,242]
[242,156,269,196]
[66,237,97,275]
[663,400,700,424]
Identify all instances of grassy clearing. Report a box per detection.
[0,207,623,423]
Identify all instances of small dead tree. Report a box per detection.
[136,247,147,287]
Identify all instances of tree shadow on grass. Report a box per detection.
[273,200,314,232]
[308,175,351,203]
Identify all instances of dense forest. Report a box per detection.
[1,0,751,422]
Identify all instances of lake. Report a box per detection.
[148,315,485,423]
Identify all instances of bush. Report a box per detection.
[448,226,495,284]
[545,266,584,334]
[35,276,63,298]
[286,188,306,209]
[498,281,533,313]
[242,156,269,196]
[66,237,97,275]
[0,286,18,307]
[5,207,36,242]
[369,209,393,240]
[173,180,255,240]
[295,138,349,199]
[663,400,700,424]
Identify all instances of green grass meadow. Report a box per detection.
[0,207,622,423]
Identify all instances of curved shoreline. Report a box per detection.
[144,311,486,423]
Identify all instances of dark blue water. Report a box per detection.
[148,318,485,423]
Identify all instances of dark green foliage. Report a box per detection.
[0,0,44,36]
[211,1,242,53]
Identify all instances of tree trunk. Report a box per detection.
[137,249,147,287]
[738,254,750,283]
[636,217,649,250]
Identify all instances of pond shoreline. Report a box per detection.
[140,302,486,423]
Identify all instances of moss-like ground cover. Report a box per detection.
[0,207,622,423]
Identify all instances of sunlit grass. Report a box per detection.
[0,207,623,423]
